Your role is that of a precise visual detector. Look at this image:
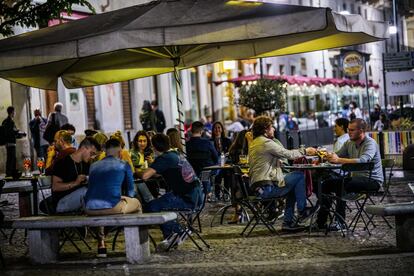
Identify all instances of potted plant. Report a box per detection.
[238,79,286,115]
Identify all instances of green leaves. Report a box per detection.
[0,0,95,37]
[238,79,286,115]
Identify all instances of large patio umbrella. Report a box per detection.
[0,0,388,140]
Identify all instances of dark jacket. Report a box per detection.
[29,116,47,148]
[154,109,166,133]
[2,116,19,144]
[211,137,232,154]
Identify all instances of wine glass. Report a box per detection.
[23,157,32,177]
[37,157,45,175]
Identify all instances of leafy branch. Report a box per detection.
[0,0,95,37]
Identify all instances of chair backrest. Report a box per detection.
[187,150,215,175]
[381,158,395,190]
[340,162,375,184]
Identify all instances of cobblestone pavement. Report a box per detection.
[1,178,414,275]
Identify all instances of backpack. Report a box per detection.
[0,125,6,146]
[43,113,59,144]
[177,153,199,186]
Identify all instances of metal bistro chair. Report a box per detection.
[37,176,92,253]
[380,159,395,203]
[234,166,282,237]
[324,162,383,236]
[165,178,211,251]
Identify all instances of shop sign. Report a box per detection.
[342,51,363,76]
[386,70,414,96]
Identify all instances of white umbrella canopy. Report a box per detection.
[0,0,388,90]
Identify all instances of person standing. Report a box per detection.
[139,100,156,132]
[29,109,49,158]
[47,102,68,128]
[151,100,166,133]
[2,106,26,176]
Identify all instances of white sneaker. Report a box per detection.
[177,229,192,245]
[156,233,179,252]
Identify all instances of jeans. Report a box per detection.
[145,192,193,239]
[258,171,306,223]
[136,182,154,203]
[317,176,381,226]
[56,186,87,213]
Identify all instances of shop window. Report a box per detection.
[266,63,273,75]
[315,69,319,77]
[364,9,368,19]
[300,58,307,74]
[369,65,372,77]
[279,64,285,75]
[358,6,361,15]
[190,68,200,120]
[121,81,133,130]
[291,65,296,76]
[332,69,337,79]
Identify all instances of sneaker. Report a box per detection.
[282,221,307,231]
[328,221,346,232]
[297,205,320,224]
[156,233,180,252]
[177,229,192,245]
[96,247,107,258]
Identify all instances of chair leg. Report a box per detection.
[0,247,5,268]
[112,227,122,251]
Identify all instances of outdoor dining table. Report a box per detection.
[282,162,343,202]
[1,174,50,217]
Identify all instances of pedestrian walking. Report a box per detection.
[29,109,49,158]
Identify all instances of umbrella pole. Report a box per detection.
[172,58,186,153]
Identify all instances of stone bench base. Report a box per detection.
[10,212,176,264]
[366,203,414,252]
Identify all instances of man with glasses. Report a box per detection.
[316,118,383,230]
[52,137,100,213]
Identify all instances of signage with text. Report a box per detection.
[385,70,414,96]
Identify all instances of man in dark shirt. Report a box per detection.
[140,134,202,251]
[29,109,49,158]
[186,121,218,174]
[52,137,100,213]
[2,106,25,176]
[186,121,218,195]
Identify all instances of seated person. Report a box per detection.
[333,118,350,153]
[140,134,202,251]
[45,130,75,175]
[316,118,383,231]
[248,116,317,230]
[91,132,109,162]
[51,137,100,213]
[84,138,141,257]
[130,130,154,173]
[186,121,218,195]
[110,130,134,172]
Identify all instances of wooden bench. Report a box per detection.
[10,212,177,264]
[366,202,414,251]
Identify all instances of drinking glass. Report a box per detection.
[23,157,32,177]
[239,155,248,165]
[37,157,45,174]
[317,147,327,163]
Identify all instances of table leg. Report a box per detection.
[124,226,150,264]
[18,191,33,217]
[31,178,39,216]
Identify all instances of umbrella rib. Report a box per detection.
[127,48,171,59]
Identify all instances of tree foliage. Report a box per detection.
[238,79,286,115]
[0,0,95,37]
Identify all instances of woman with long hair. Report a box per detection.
[210,121,232,201]
[166,128,183,153]
[211,121,231,154]
[130,130,154,173]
